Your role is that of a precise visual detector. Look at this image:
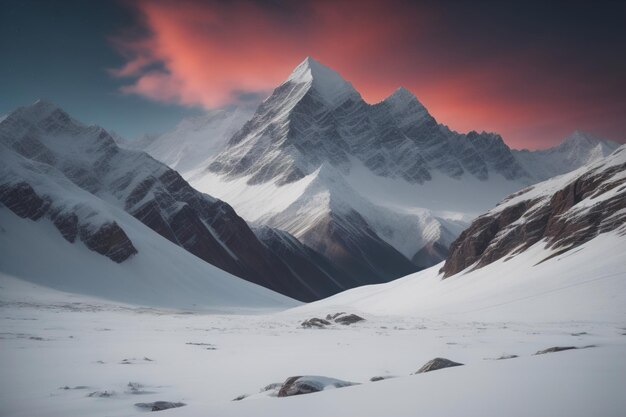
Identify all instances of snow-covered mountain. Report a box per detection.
[306,145,626,319]
[0,100,357,302]
[129,57,614,288]
[122,106,255,175]
[207,57,527,185]
[513,130,620,180]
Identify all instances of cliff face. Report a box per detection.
[441,147,626,278]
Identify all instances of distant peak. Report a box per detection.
[560,131,609,148]
[285,56,360,106]
[392,86,415,98]
[7,99,79,130]
[385,86,422,105]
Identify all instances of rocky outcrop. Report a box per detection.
[293,210,420,286]
[0,182,51,220]
[333,313,365,325]
[301,313,366,328]
[441,150,626,277]
[0,181,137,263]
[78,222,137,263]
[301,318,332,328]
[135,401,186,412]
[415,358,464,373]
[277,376,358,397]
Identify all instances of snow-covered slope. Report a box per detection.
[0,100,354,301]
[3,265,625,417]
[123,106,255,175]
[303,147,626,320]
[305,231,626,321]
[0,206,296,310]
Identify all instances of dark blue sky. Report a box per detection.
[0,0,202,139]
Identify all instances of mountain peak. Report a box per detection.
[384,86,431,126]
[11,99,71,125]
[385,86,425,107]
[285,56,360,106]
[562,130,602,147]
[558,131,620,153]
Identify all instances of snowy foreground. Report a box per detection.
[2,233,626,417]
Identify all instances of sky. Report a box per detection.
[1,0,625,149]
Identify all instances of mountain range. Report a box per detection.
[0,57,621,303]
[0,100,354,302]
[124,57,620,292]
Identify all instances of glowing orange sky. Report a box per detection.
[112,0,626,149]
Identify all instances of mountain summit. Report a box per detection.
[285,56,361,107]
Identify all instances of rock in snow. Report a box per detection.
[277,376,359,397]
[415,358,464,374]
[134,401,186,412]
[334,313,366,325]
[534,346,577,355]
[301,317,332,328]
[301,313,365,328]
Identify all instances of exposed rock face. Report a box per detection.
[253,226,359,302]
[415,358,464,374]
[442,147,626,277]
[277,376,358,397]
[284,208,420,287]
[135,401,186,411]
[79,222,137,263]
[0,181,137,263]
[0,181,50,220]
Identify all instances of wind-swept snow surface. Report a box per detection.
[1,240,625,417]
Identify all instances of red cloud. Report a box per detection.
[112,0,418,107]
[111,0,626,149]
